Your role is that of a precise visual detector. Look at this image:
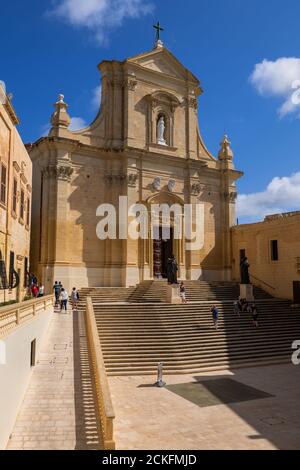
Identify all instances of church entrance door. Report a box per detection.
[153,227,174,279]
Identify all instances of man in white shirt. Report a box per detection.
[60,288,69,312]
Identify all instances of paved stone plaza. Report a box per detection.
[6,307,102,450]
[5,304,300,451]
[109,364,300,450]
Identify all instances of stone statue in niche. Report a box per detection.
[157,116,167,146]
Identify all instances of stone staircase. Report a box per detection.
[92,300,300,376]
[79,280,272,304]
[79,281,300,376]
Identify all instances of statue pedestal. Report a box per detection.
[166,284,181,304]
[240,284,254,302]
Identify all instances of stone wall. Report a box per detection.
[0,87,32,302]
[231,212,300,300]
[30,45,242,290]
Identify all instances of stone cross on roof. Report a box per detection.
[153,21,164,46]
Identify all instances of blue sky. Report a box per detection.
[1,0,300,223]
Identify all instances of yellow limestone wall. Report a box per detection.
[0,86,32,302]
[231,212,300,300]
[30,45,242,291]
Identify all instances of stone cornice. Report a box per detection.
[4,98,19,126]
[28,136,243,179]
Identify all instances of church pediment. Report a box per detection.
[127,47,199,84]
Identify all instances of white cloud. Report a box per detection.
[48,0,154,43]
[237,172,300,222]
[249,57,300,118]
[69,116,87,130]
[92,85,102,110]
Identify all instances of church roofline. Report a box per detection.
[126,46,200,84]
[97,46,200,86]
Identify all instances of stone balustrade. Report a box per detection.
[0,295,53,339]
[85,297,116,450]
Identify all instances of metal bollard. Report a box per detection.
[155,362,166,388]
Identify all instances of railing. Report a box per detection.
[0,295,53,339]
[85,296,116,450]
[250,274,276,291]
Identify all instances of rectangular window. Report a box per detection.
[271,240,279,261]
[240,249,246,261]
[0,164,7,205]
[30,339,36,367]
[20,189,25,220]
[26,196,30,226]
[12,178,17,213]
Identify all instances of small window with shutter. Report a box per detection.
[20,188,25,221]
[12,178,17,213]
[0,164,7,205]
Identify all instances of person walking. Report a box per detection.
[60,288,69,312]
[71,287,80,311]
[251,304,259,328]
[53,281,61,306]
[179,282,187,304]
[242,299,248,313]
[38,284,45,297]
[211,305,219,330]
[233,301,240,318]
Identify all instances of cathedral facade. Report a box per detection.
[29,41,243,291]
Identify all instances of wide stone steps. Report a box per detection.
[79,280,273,304]
[88,299,300,375]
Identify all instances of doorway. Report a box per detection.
[153,227,174,279]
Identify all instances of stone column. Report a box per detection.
[123,165,140,287]
[218,136,240,281]
[124,74,138,148]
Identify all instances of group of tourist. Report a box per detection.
[28,273,44,298]
[210,300,259,331]
[53,281,80,312]
[233,299,259,327]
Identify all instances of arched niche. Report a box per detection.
[145,91,181,148]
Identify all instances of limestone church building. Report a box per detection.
[29,40,243,292]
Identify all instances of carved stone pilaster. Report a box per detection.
[191,183,201,196]
[124,77,138,92]
[104,172,127,186]
[188,97,198,110]
[223,191,238,202]
[56,165,74,182]
[42,166,56,179]
[128,173,138,188]
[42,164,73,182]
[230,191,238,202]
